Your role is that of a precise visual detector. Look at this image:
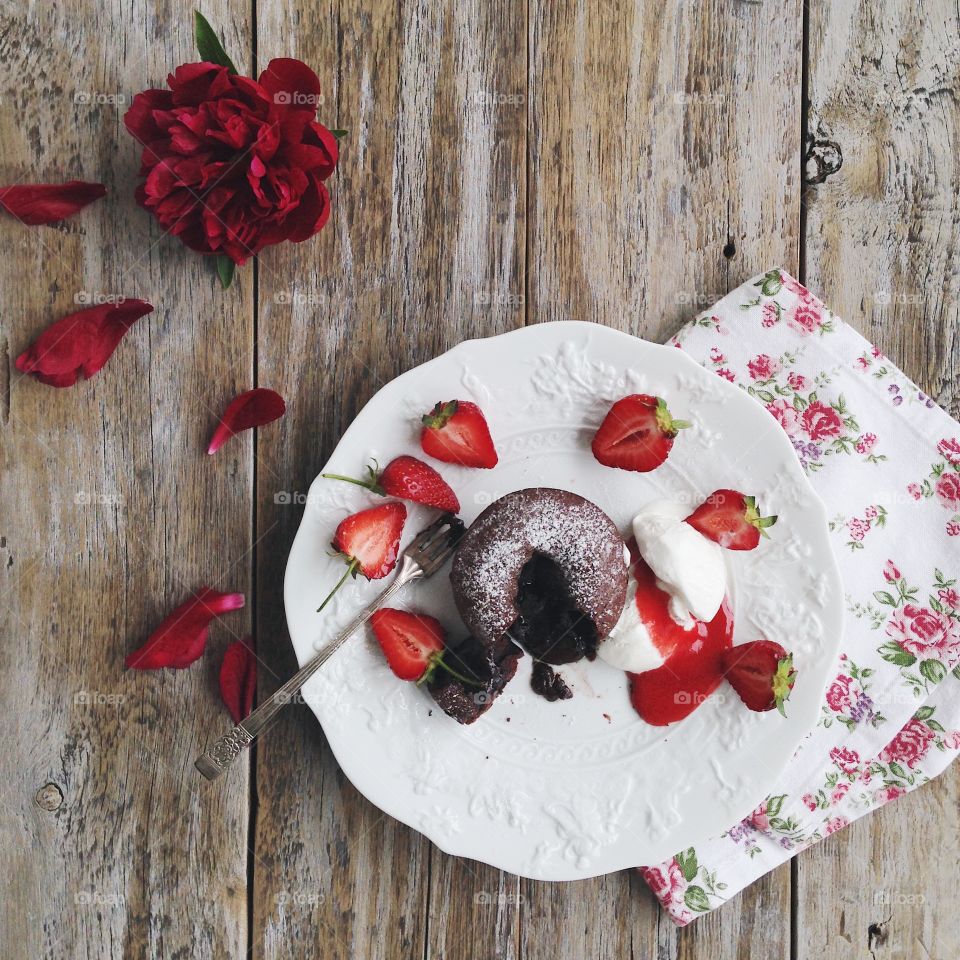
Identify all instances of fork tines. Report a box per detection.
[407,513,466,575]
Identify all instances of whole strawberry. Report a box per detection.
[686,489,777,550]
[591,394,690,472]
[420,400,498,469]
[721,640,797,715]
[318,502,406,611]
[323,455,460,512]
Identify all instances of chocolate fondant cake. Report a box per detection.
[451,487,629,665]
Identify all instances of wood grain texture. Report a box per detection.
[251,0,525,957]
[798,2,960,957]
[0,2,253,957]
[2,0,960,956]
[521,0,801,955]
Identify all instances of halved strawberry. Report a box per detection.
[721,640,797,715]
[421,400,498,468]
[370,608,481,686]
[591,394,690,472]
[685,489,777,550]
[318,502,406,611]
[322,455,460,512]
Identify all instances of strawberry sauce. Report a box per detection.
[624,549,735,726]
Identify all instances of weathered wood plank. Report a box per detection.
[522,0,802,954]
[251,0,525,956]
[799,2,960,956]
[0,3,254,957]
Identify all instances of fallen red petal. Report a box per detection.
[207,387,286,454]
[0,180,106,225]
[15,299,154,388]
[125,587,245,670]
[219,639,257,724]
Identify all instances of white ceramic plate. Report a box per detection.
[284,321,843,880]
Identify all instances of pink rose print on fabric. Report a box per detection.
[802,400,844,441]
[829,746,861,774]
[824,816,849,836]
[948,522,960,537]
[879,717,936,769]
[787,371,808,391]
[939,587,959,610]
[855,432,877,454]
[640,858,693,925]
[907,482,923,500]
[935,471,960,509]
[780,272,815,301]
[939,438,960,467]
[717,368,735,382]
[820,657,885,730]
[766,398,801,437]
[883,560,901,582]
[747,353,780,380]
[875,785,906,805]
[825,674,854,712]
[761,301,779,327]
[788,302,824,335]
[885,604,960,660]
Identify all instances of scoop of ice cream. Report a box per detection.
[631,499,726,625]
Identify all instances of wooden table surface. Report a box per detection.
[2,1,958,957]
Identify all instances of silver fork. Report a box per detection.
[195,513,466,781]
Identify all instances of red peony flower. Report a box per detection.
[124,58,338,267]
[801,400,844,441]
[0,180,106,224]
[880,717,935,769]
[15,299,154,387]
[934,471,960,509]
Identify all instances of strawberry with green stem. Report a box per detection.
[370,608,481,686]
[318,502,406,612]
[591,394,691,472]
[686,489,777,550]
[322,455,459,512]
[420,400,498,469]
[721,640,797,715]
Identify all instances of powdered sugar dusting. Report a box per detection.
[451,488,629,645]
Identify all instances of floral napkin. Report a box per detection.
[639,269,960,925]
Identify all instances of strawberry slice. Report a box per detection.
[721,640,797,715]
[421,400,498,469]
[591,394,690,472]
[318,502,407,611]
[370,608,482,686]
[322,455,460,512]
[685,489,777,550]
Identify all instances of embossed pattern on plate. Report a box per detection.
[284,322,844,880]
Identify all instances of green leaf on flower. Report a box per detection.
[878,641,915,667]
[765,794,786,816]
[927,719,945,732]
[914,705,935,721]
[889,761,908,780]
[873,591,897,607]
[216,254,236,289]
[195,11,238,73]
[919,659,947,684]
[676,848,698,882]
[952,664,960,680]
[684,886,711,912]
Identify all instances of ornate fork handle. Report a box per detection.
[195,556,422,781]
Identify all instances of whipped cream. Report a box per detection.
[598,499,726,674]
[631,499,725,626]
[598,580,672,673]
